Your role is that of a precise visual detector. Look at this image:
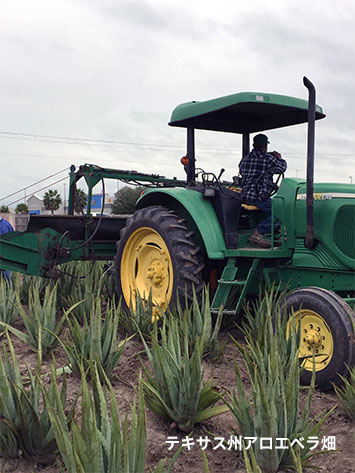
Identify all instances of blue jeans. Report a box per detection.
[247,198,280,235]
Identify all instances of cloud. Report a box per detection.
[0,0,354,204]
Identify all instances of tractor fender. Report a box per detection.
[136,188,226,259]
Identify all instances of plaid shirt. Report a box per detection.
[239,149,287,202]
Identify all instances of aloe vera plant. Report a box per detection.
[0,278,19,330]
[13,273,49,305]
[52,261,108,311]
[54,261,83,308]
[100,262,117,301]
[0,332,75,462]
[140,318,228,432]
[334,364,355,419]
[170,286,225,359]
[241,286,300,367]
[119,290,157,338]
[55,298,127,379]
[333,314,355,420]
[224,292,332,472]
[64,262,116,319]
[243,443,262,473]
[64,265,102,320]
[44,362,181,473]
[1,283,66,357]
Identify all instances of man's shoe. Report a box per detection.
[273,239,283,247]
[264,229,287,247]
[248,230,272,249]
[265,229,286,238]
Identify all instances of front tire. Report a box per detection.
[284,287,355,390]
[115,205,204,312]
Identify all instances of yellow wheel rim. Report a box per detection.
[289,309,334,371]
[120,227,173,315]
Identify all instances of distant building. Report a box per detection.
[27,194,43,214]
[0,191,113,233]
[85,193,113,215]
[25,193,113,215]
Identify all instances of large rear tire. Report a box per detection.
[115,205,204,312]
[284,287,355,390]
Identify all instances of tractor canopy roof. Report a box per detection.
[169,91,325,133]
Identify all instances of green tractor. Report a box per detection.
[114,77,354,390]
[0,77,354,390]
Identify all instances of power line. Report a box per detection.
[0,134,242,154]
[7,176,68,207]
[0,134,191,152]
[0,130,184,149]
[0,151,91,159]
[0,142,351,159]
[0,130,352,156]
[0,168,69,202]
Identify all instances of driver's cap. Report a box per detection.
[253,134,270,148]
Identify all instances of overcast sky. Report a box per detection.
[1,0,354,206]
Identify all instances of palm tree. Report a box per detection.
[15,203,29,214]
[43,189,62,215]
[0,205,9,213]
[74,188,87,214]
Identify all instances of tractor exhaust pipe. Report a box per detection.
[303,76,316,249]
[186,127,196,184]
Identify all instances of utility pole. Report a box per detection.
[63,183,66,214]
[349,176,353,184]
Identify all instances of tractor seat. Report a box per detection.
[241,204,259,211]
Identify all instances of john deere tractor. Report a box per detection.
[0,77,354,390]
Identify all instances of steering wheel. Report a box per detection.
[255,167,284,199]
[200,168,225,187]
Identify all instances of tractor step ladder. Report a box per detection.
[211,258,260,315]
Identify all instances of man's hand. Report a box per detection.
[270,151,282,159]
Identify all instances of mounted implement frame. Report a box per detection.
[0,167,185,278]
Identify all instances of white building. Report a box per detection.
[27,194,43,214]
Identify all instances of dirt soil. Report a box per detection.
[0,320,354,473]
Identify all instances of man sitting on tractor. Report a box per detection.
[239,133,287,249]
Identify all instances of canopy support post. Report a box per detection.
[242,132,250,158]
[186,127,196,184]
